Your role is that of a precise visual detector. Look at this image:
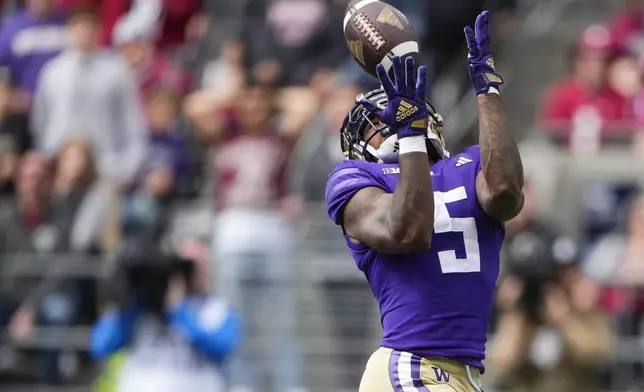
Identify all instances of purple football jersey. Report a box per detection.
[325,145,504,371]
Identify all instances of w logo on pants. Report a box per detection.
[364,348,484,392]
[432,366,450,383]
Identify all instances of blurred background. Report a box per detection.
[0,0,643,391]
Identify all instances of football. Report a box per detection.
[343,0,421,79]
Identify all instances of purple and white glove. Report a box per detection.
[359,56,429,141]
[464,11,504,96]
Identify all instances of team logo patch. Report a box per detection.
[485,73,503,84]
[349,40,366,65]
[410,118,427,129]
[396,100,418,122]
[486,57,496,69]
[376,7,404,30]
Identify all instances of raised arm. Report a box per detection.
[335,56,434,254]
[476,94,523,221]
[465,11,524,222]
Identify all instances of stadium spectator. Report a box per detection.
[492,180,577,327]
[276,86,317,141]
[584,193,644,390]
[144,89,193,195]
[0,133,18,196]
[500,181,578,282]
[604,50,640,132]
[31,7,147,185]
[200,39,245,102]
[289,83,359,202]
[90,247,240,392]
[489,182,613,392]
[0,153,54,343]
[489,265,614,392]
[244,0,344,86]
[122,88,193,242]
[584,194,644,286]
[187,81,305,392]
[52,140,119,252]
[61,0,205,50]
[608,0,644,63]
[0,0,66,96]
[57,0,160,47]
[113,13,191,99]
[0,151,95,383]
[0,0,67,153]
[607,51,641,100]
[539,25,631,150]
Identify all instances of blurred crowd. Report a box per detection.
[540,0,644,151]
[0,0,643,391]
[486,2,644,392]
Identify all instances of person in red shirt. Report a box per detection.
[540,25,633,148]
[541,25,611,124]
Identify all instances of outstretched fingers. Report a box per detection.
[392,56,404,91]
[375,64,395,97]
[464,26,478,58]
[405,56,416,91]
[475,11,490,53]
[415,65,427,98]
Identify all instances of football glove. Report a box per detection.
[464,11,504,96]
[359,56,429,139]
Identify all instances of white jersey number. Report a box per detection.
[433,186,481,273]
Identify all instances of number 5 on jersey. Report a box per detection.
[433,186,481,274]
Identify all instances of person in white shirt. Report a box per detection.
[31,8,147,185]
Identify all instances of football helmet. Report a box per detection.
[340,88,449,163]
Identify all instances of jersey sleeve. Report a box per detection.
[452,144,484,209]
[325,162,385,225]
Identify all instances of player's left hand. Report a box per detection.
[359,56,430,139]
[464,11,504,96]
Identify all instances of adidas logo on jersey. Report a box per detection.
[396,100,418,122]
[455,157,472,167]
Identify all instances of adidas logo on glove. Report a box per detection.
[396,100,418,122]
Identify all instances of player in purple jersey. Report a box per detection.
[325,12,524,392]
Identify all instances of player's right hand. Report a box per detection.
[359,56,429,139]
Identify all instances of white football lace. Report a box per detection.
[353,13,386,51]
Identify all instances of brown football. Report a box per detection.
[343,0,421,79]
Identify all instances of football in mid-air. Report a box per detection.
[343,0,421,79]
